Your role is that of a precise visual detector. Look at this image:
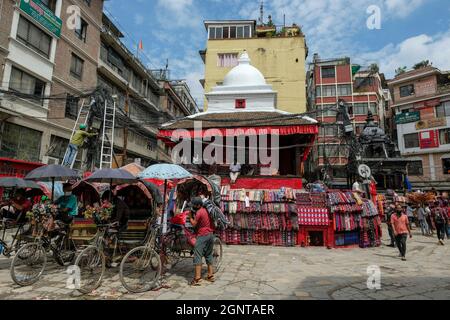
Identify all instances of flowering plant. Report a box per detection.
[93,202,114,225]
[28,203,58,235]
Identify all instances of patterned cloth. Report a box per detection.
[298,207,329,226]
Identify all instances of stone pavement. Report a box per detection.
[0,226,449,300]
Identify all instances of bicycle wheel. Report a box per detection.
[212,237,223,273]
[53,234,76,267]
[120,246,161,293]
[162,234,182,269]
[10,243,47,286]
[74,246,105,294]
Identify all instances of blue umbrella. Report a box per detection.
[138,164,192,233]
[138,164,192,180]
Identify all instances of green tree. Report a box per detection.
[395,66,407,76]
[413,60,432,70]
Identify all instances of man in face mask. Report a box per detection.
[188,197,215,286]
[55,183,78,223]
[391,203,412,261]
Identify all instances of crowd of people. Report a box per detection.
[385,199,449,261]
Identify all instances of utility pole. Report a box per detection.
[123,86,130,165]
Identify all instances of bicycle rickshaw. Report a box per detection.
[10,202,77,286]
[119,175,224,293]
[74,180,163,294]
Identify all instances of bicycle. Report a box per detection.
[0,216,31,258]
[119,219,223,293]
[10,220,76,286]
[119,218,162,293]
[74,222,126,294]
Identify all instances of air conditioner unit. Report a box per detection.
[42,156,60,165]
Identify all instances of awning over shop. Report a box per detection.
[158,124,319,142]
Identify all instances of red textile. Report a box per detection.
[298,207,329,226]
[158,125,319,140]
[221,177,302,190]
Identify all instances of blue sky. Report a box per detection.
[104,0,450,108]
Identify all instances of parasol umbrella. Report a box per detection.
[24,165,80,201]
[121,163,145,177]
[138,164,192,233]
[84,169,137,200]
[0,177,42,190]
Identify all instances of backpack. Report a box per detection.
[435,209,445,224]
[203,199,230,230]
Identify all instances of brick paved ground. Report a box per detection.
[0,226,449,300]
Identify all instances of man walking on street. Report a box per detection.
[63,124,97,167]
[432,201,447,245]
[189,197,215,286]
[391,204,412,261]
[385,203,396,247]
[417,204,430,236]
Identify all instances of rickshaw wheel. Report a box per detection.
[10,243,47,286]
[74,246,105,294]
[213,236,223,273]
[120,246,161,293]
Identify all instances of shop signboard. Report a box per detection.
[395,111,420,124]
[19,0,62,38]
[419,130,439,149]
[416,118,448,130]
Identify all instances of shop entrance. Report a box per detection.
[308,231,324,247]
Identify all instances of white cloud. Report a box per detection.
[384,0,424,18]
[360,28,450,78]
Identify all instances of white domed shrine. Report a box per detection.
[205,51,278,113]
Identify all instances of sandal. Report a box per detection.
[190,278,202,286]
[205,275,215,283]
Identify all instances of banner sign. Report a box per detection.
[416,118,448,130]
[419,130,439,149]
[19,0,62,38]
[395,111,420,124]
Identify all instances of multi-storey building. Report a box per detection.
[307,55,386,188]
[0,0,104,167]
[388,66,450,191]
[0,1,197,169]
[200,19,308,113]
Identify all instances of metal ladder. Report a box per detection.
[62,98,93,169]
[99,99,116,169]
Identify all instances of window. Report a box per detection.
[354,103,369,115]
[443,158,450,175]
[408,161,423,176]
[320,106,337,117]
[40,0,56,12]
[70,53,84,80]
[320,125,338,136]
[354,77,375,87]
[223,26,229,38]
[244,25,250,38]
[235,99,246,109]
[436,101,450,118]
[440,128,450,145]
[75,17,88,42]
[337,84,351,96]
[230,26,236,38]
[370,103,379,115]
[65,94,80,119]
[236,26,244,38]
[47,135,69,161]
[17,16,52,58]
[399,84,415,98]
[321,85,336,97]
[209,27,223,39]
[321,66,335,78]
[404,133,419,149]
[217,53,239,68]
[0,122,42,162]
[9,67,45,104]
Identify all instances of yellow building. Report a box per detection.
[200,20,308,113]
